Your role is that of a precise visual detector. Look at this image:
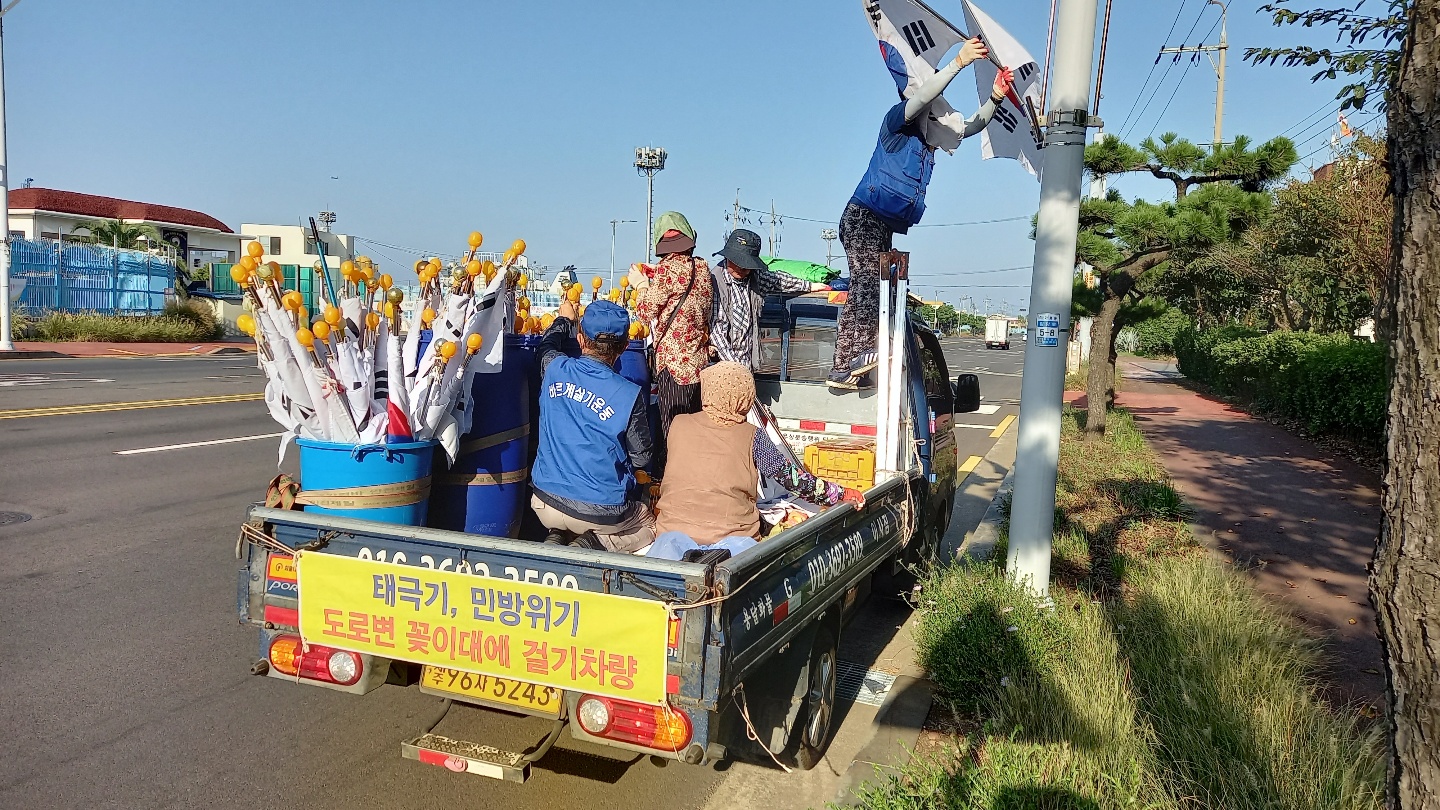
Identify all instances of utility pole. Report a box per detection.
[609,219,636,286]
[821,228,837,268]
[1009,0,1102,598]
[0,0,21,352]
[1160,0,1228,150]
[768,199,779,257]
[1088,0,1114,201]
[634,147,667,262]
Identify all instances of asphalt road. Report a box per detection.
[0,341,1024,809]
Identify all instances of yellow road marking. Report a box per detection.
[990,414,1016,438]
[959,455,983,475]
[0,392,263,420]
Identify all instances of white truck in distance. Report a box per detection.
[985,316,1011,350]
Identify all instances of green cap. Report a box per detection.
[652,211,696,253]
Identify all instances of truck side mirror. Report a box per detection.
[954,373,980,413]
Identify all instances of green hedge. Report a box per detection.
[1129,309,1190,357]
[1174,325,1387,447]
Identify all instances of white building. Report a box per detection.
[239,223,357,270]
[7,187,241,269]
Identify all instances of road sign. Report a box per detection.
[1035,313,1060,347]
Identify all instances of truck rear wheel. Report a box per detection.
[791,623,838,771]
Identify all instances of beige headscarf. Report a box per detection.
[700,361,755,426]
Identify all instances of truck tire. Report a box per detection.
[875,519,941,601]
[791,623,838,771]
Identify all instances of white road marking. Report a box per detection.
[955,422,1003,430]
[0,375,116,387]
[115,433,283,455]
[204,374,262,380]
[976,370,1023,377]
[975,404,1001,415]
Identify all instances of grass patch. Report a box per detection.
[850,406,1385,810]
[18,303,223,342]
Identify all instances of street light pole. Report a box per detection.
[609,218,636,286]
[0,0,22,352]
[1008,0,1101,598]
[634,147,667,263]
[821,228,837,268]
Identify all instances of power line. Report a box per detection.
[1298,112,1384,163]
[1143,60,1197,139]
[1114,0,1189,136]
[912,264,1034,277]
[1282,99,1345,137]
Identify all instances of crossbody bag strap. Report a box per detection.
[654,256,697,348]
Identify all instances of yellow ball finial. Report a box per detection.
[379,274,393,290]
[566,284,582,303]
[312,321,331,341]
[511,238,527,256]
[591,275,603,290]
[365,312,381,331]
[421,307,436,326]
[340,260,356,279]
[295,327,315,348]
[229,265,248,285]
[438,340,458,360]
[246,241,264,258]
[236,312,256,336]
[468,231,484,249]
[466,333,483,353]
[466,259,482,278]
[239,255,257,272]
[323,305,341,326]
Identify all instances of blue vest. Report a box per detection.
[850,101,935,234]
[531,355,641,507]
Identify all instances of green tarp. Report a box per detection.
[761,256,840,284]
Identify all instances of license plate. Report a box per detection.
[420,666,562,717]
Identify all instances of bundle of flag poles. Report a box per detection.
[233,230,526,461]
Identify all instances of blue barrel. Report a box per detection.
[615,339,661,472]
[428,334,541,537]
[296,439,436,526]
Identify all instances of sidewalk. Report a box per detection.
[1072,358,1384,709]
[3,341,254,359]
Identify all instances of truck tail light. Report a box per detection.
[267,634,363,686]
[575,695,692,752]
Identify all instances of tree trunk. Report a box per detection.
[1084,293,1122,437]
[1371,3,1440,808]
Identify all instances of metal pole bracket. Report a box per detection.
[879,250,909,282]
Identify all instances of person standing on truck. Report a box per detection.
[648,362,865,560]
[530,298,655,552]
[633,211,713,476]
[709,228,829,371]
[827,37,1015,390]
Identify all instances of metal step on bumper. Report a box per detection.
[402,733,532,783]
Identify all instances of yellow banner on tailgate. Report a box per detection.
[295,551,670,704]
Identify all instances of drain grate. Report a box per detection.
[835,660,898,707]
[0,511,33,527]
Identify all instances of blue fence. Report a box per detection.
[11,238,176,315]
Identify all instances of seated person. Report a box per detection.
[649,362,864,560]
[530,299,654,552]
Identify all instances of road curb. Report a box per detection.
[831,673,934,806]
[0,350,69,360]
[830,425,1020,805]
[958,467,1013,564]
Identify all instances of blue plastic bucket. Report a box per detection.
[296,439,436,526]
[428,334,541,537]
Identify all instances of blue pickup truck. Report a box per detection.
[236,291,980,781]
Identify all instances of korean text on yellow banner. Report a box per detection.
[295,551,670,704]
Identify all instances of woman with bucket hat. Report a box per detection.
[709,228,829,371]
[634,211,713,476]
[828,37,1014,390]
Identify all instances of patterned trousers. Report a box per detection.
[832,202,894,374]
[653,368,700,478]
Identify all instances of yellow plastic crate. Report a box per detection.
[803,439,876,491]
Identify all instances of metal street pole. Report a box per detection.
[0,1,20,352]
[609,218,636,286]
[1211,0,1228,149]
[634,147,667,263]
[1008,0,1102,598]
[821,228,837,268]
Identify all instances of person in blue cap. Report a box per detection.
[828,37,1014,390]
[531,297,655,551]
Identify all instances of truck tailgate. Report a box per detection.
[238,506,719,709]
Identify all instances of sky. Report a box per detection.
[4,0,1363,315]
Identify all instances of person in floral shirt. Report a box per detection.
[634,210,713,477]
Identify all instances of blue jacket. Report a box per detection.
[850,101,934,234]
[531,345,645,510]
